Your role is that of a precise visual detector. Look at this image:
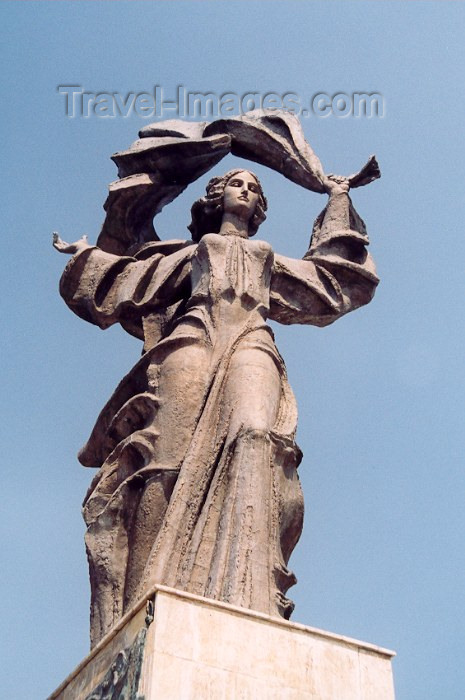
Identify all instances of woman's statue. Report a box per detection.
[54,160,378,648]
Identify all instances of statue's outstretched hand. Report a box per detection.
[53,232,90,255]
[323,174,350,196]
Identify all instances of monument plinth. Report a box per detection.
[49,586,395,700]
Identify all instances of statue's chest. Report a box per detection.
[192,234,273,301]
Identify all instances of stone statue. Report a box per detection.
[54,111,379,648]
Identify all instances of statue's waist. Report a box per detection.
[166,301,272,347]
[188,287,270,309]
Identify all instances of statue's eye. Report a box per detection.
[229,180,241,187]
[249,184,258,193]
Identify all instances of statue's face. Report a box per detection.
[223,171,260,221]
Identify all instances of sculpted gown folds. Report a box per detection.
[56,113,379,648]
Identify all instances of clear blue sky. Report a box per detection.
[2,2,464,698]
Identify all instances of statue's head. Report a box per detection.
[188,169,267,242]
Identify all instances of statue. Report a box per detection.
[54,111,379,648]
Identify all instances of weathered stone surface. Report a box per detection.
[142,588,395,700]
[203,110,327,192]
[49,587,396,700]
[54,111,380,648]
[96,110,379,255]
[138,119,208,140]
[98,135,231,255]
[49,600,150,700]
[111,134,232,180]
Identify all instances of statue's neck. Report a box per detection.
[219,214,249,239]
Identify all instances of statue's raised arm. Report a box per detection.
[271,171,378,327]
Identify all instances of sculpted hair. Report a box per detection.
[188,169,268,242]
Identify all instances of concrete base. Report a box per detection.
[49,586,396,699]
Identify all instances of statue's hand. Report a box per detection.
[323,174,350,196]
[52,232,90,254]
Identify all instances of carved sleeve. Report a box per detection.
[270,192,379,327]
[59,244,194,331]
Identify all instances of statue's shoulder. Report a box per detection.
[132,239,196,261]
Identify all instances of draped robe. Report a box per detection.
[60,191,378,647]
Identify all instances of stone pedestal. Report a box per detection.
[49,585,396,699]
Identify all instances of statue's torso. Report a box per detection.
[188,233,274,329]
